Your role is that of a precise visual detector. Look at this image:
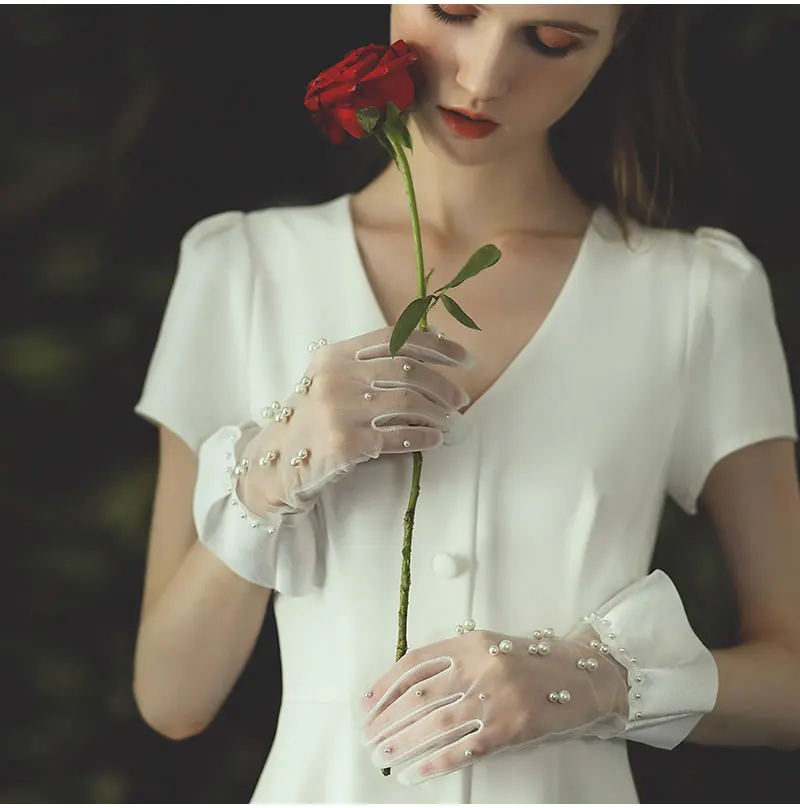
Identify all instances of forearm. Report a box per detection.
[133,540,272,739]
[687,640,800,750]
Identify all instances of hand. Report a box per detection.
[360,623,629,786]
[236,325,473,515]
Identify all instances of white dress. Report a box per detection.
[135,194,797,803]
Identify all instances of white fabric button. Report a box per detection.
[432,553,461,579]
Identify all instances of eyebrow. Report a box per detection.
[474,6,600,36]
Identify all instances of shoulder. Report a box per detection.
[615,215,768,305]
[180,195,349,264]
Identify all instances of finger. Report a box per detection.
[372,714,480,771]
[362,356,470,410]
[395,725,484,787]
[361,656,452,728]
[354,329,475,370]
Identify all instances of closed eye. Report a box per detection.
[427,4,584,59]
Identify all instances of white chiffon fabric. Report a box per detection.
[135,194,797,803]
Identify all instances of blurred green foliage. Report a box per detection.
[2,6,799,803]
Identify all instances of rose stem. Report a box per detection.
[381,125,428,778]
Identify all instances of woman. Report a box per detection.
[133,5,800,803]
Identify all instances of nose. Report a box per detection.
[455,28,513,101]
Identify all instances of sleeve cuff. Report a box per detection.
[583,570,718,749]
[193,423,325,596]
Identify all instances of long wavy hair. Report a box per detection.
[549,6,703,239]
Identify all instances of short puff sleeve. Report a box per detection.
[134,212,254,452]
[666,227,797,515]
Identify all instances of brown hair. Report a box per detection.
[549,6,703,241]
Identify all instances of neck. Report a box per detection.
[370,116,589,245]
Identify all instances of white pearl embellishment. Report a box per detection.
[463,618,476,631]
[488,645,500,656]
[498,639,513,654]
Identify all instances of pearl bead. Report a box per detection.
[402,362,412,372]
[415,689,423,697]
[464,749,473,757]
[576,658,587,670]
[365,690,373,698]
[297,448,309,460]
[543,628,555,639]
[618,648,626,655]
[456,624,465,634]
[318,338,327,347]
[463,618,476,631]
[608,633,616,639]
[548,692,559,703]
[261,407,271,418]
[239,513,246,519]
[585,658,599,671]
[295,383,306,394]
[599,644,609,654]
[478,693,487,700]
[629,657,637,665]
[383,746,392,754]
[558,690,571,704]
[589,639,600,650]
[308,342,317,352]
[498,639,513,654]
[290,457,300,467]
[403,440,412,448]
[271,400,282,411]
[488,645,500,656]
[634,711,643,720]
[437,332,445,339]
[532,630,543,641]
[266,527,275,534]
[634,693,642,700]
[364,392,373,400]
[536,641,550,656]
[635,675,643,683]
[601,619,611,626]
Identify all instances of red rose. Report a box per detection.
[304,40,423,145]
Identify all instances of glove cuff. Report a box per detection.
[578,570,718,749]
[193,423,325,595]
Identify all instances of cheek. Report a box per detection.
[518,60,605,129]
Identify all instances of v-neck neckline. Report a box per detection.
[338,193,604,419]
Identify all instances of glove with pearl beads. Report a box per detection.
[360,622,629,786]
[235,324,473,517]
[193,325,472,593]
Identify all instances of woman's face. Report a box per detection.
[390,4,621,163]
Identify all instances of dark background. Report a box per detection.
[3,5,800,803]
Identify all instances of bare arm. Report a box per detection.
[688,438,800,750]
[133,426,273,740]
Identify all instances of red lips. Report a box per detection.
[440,106,499,125]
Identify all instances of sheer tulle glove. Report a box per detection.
[236,325,474,517]
[193,325,473,593]
[360,623,629,786]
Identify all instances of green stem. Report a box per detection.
[381,124,427,779]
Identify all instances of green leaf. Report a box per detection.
[355,106,381,135]
[424,267,435,290]
[385,100,402,124]
[441,295,482,330]
[390,295,435,356]
[436,244,501,292]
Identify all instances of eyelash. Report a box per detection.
[426,4,580,59]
